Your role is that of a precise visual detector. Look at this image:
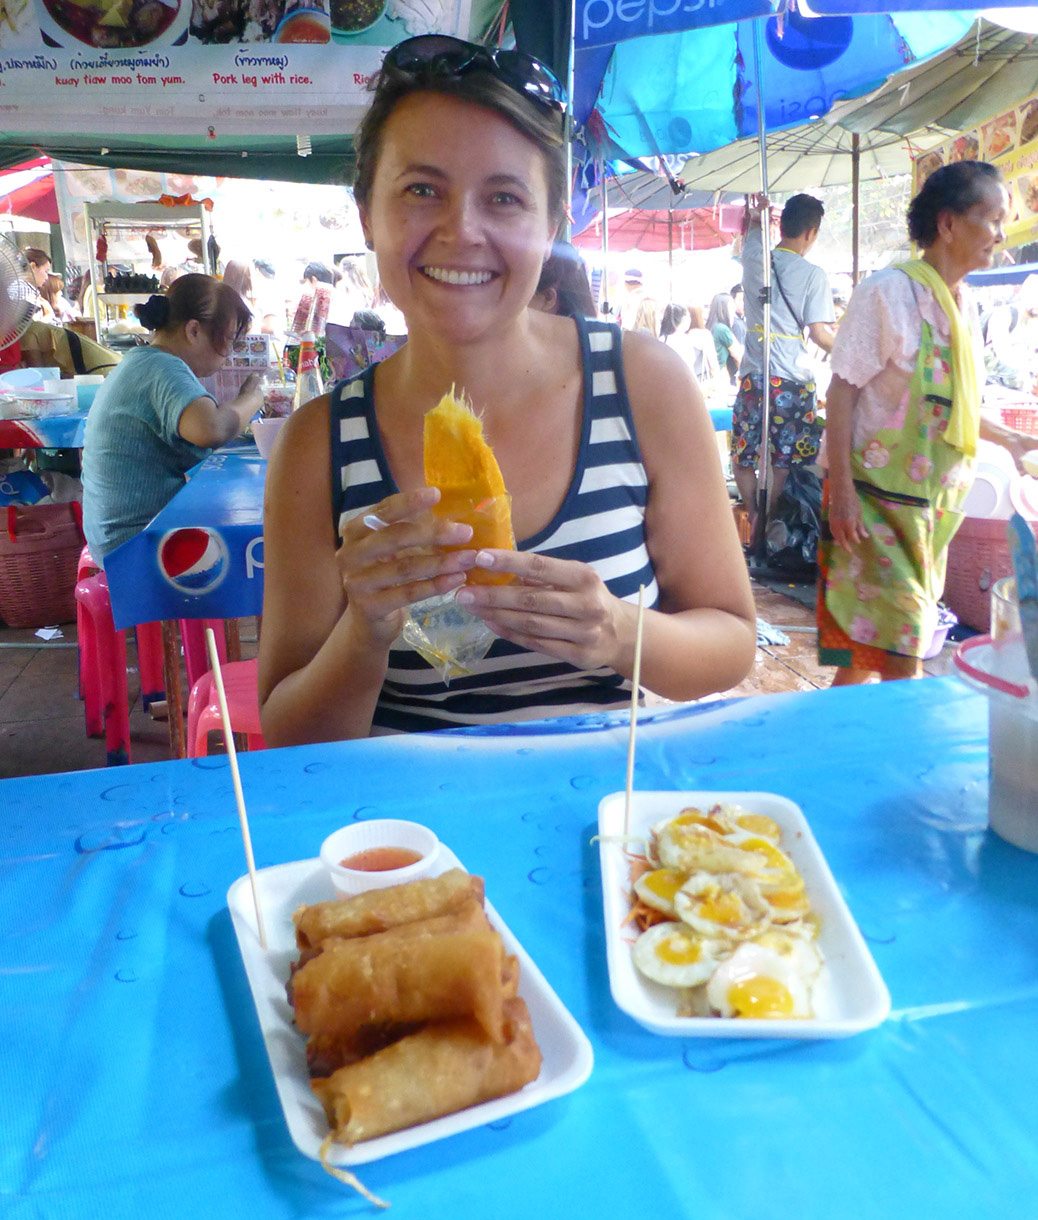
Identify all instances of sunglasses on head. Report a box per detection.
[381,35,567,115]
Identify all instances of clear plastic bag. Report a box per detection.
[401,591,497,683]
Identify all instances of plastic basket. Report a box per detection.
[1000,405,1038,436]
[0,503,84,628]
[942,515,1014,632]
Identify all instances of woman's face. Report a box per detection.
[184,318,237,378]
[941,180,1010,272]
[359,91,556,344]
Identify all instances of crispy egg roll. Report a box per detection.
[294,869,484,951]
[307,1023,423,1077]
[311,998,542,1144]
[293,924,506,1042]
[501,953,520,999]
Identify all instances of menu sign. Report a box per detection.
[913,93,1038,250]
[0,0,470,136]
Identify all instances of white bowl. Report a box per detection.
[319,819,440,895]
[252,416,287,460]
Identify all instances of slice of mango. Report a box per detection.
[423,388,514,586]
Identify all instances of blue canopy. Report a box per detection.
[966,262,1038,286]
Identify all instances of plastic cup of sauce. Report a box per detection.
[320,818,440,895]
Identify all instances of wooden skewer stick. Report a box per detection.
[205,627,267,951]
[624,585,646,838]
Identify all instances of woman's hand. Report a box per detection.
[336,487,476,650]
[828,478,869,554]
[454,549,625,671]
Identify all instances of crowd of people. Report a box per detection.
[14,33,1035,750]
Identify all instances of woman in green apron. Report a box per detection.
[819,161,1031,684]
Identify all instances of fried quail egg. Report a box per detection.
[706,942,813,1019]
[730,810,782,841]
[656,822,771,877]
[632,921,725,987]
[757,870,813,922]
[633,867,687,917]
[751,928,823,982]
[654,805,738,837]
[674,871,771,941]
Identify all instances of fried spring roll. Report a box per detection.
[306,1023,424,1077]
[293,869,484,951]
[293,924,506,1042]
[311,998,542,1144]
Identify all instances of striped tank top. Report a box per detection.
[330,316,659,732]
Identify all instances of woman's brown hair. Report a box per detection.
[135,273,251,344]
[352,65,567,229]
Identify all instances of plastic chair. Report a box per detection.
[76,544,164,723]
[179,618,227,691]
[187,657,266,758]
[74,571,130,766]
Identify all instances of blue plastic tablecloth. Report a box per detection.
[106,445,266,628]
[2,678,1037,1220]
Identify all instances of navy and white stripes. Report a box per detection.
[329,317,657,732]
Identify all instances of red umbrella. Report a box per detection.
[572,207,733,254]
[0,158,57,225]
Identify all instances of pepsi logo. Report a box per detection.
[766,11,853,72]
[159,528,229,595]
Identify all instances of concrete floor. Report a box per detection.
[0,585,957,782]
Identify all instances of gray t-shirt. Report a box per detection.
[82,345,211,561]
[739,226,834,384]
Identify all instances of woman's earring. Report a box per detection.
[364,238,374,251]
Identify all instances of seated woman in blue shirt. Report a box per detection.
[82,274,262,563]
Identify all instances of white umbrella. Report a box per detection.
[828,17,1038,138]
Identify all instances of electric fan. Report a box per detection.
[0,234,39,352]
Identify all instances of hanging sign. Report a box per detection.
[0,0,470,136]
[913,93,1038,250]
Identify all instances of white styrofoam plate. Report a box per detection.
[227,848,594,1166]
[597,791,891,1039]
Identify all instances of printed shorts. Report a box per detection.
[730,373,821,470]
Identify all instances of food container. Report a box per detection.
[320,819,440,895]
[252,416,287,460]
[74,374,105,411]
[329,0,387,39]
[954,617,1038,853]
[261,380,295,418]
[274,5,330,39]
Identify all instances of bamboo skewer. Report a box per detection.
[205,627,267,951]
[623,586,646,837]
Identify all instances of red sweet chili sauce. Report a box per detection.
[340,847,424,872]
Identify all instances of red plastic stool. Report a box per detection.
[180,618,227,691]
[187,657,266,758]
[76,545,164,722]
[74,572,131,766]
[76,546,103,732]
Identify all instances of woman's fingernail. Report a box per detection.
[474,550,495,567]
[418,486,440,505]
[363,512,389,531]
[454,550,476,569]
[455,588,475,605]
[448,523,474,543]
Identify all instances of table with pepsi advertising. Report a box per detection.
[1,680,1036,1220]
[105,442,266,630]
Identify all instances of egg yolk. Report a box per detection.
[674,809,729,834]
[727,976,795,1018]
[698,890,743,926]
[657,935,703,965]
[736,838,789,871]
[735,814,781,840]
[642,869,685,902]
[765,886,810,914]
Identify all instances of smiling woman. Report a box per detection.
[257,35,757,746]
